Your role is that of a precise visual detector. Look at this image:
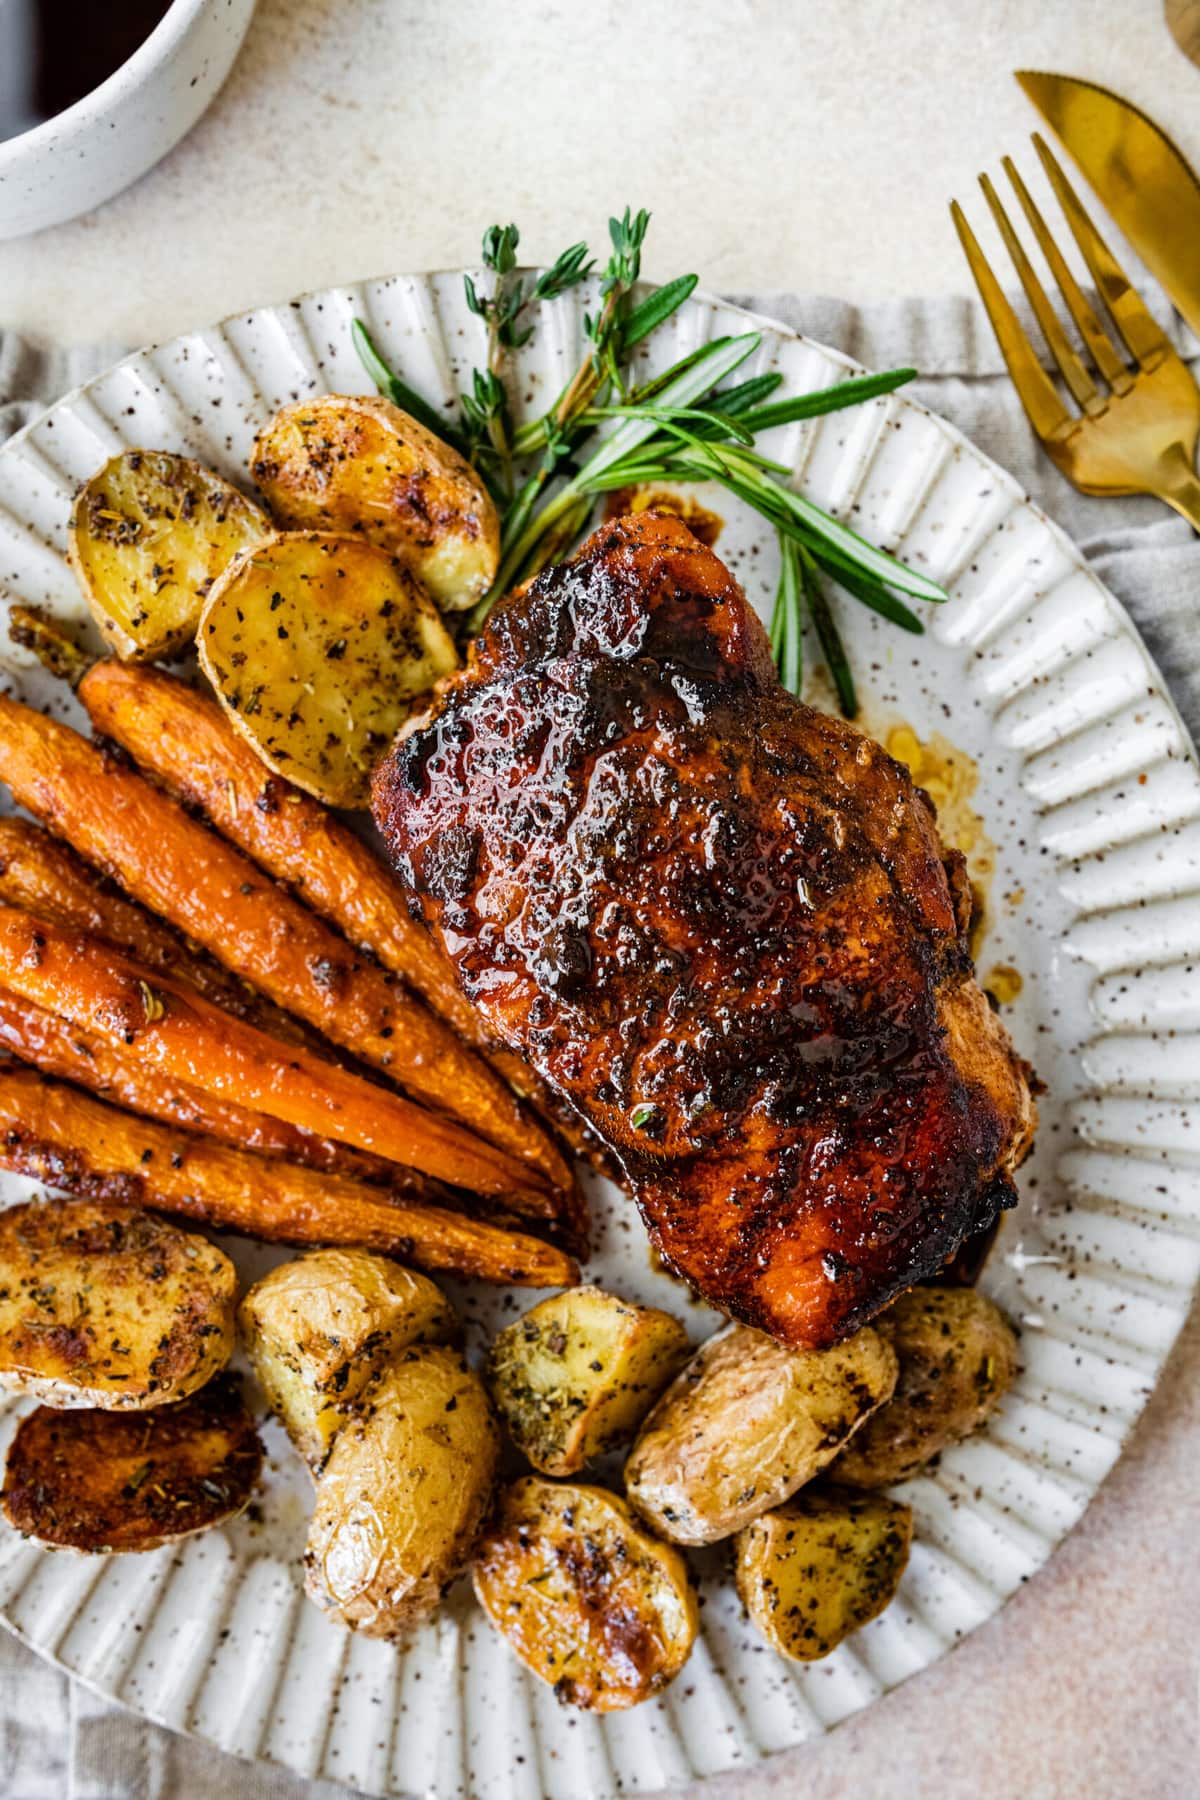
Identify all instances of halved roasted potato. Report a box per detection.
[832,1286,1019,1488]
[68,449,268,661]
[624,1323,898,1546]
[198,530,459,806]
[240,1250,458,1470]
[473,1476,697,1711]
[0,1198,236,1409]
[251,395,499,612]
[2,1373,262,1552]
[305,1344,499,1639]
[485,1285,690,1476]
[735,1488,913,1662]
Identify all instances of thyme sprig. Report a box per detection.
[461,227,594,496]
[353,209,944,715]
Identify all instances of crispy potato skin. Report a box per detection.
[2,1373,262,1551]
[473,1477,698,1711]
[486,1286,690,1476]
[68,450,268,661]
[735,1488,913,1662]
[198,530,459,809]
[832,1286,1019,1488]
[624,1324,898,1545]
[241,1251,458,1469]
[0,1064,577,1288]
[0,1197,235,1409]
[251,395,500,611]
[305,1345,499,1639]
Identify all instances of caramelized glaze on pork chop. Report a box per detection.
[374,514,1036,1346]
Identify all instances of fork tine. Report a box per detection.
[950,201,1072,444]
[1003,155,1133,393]
[1032,133,1172,373]
[979,173,1101,413]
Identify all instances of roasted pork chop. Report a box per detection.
[373,513,1036,1347]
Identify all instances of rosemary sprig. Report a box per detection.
[461,227,594,496]
[463,226,593,352]
[495,215,698,558]
[353,210,942,712]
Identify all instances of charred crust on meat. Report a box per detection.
[373,513,1037,1347]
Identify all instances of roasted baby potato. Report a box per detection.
[473,1476,697,1711]
[485,1285,690,1476]
[624,1323,897,1545]
[0,1198,236,1409]
[240,1249,458,1470]
[305,1344,499,1639]
[68,449,268,661]
[1,1373,262,1552]
[735,1488,913,1662]
[251,394,500,612]
[832,1286,1019,1488]
[198,530,459,806]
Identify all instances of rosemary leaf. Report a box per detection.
[772,483,946,603]
[806,546,926,634]
[798,547,857,717]
[350,321,471,456]
[737,366,917,434]
[619,274,699,351]
[707,372,783,416]
[774,536,804,693]
[579,335,760,486]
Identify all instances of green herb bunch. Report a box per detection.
[353,211,946,716]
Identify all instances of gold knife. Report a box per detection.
[1015,69,1200,339]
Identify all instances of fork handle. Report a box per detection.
[1156,444,1200,533]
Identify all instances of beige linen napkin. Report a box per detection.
[0,287,1197,1800]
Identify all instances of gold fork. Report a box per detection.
[952,132,1200,530]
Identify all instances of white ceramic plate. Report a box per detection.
[0,276,1197,1800]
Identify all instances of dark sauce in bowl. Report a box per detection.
[0,0,173,146]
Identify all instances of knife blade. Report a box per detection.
[1015,69,1200,339]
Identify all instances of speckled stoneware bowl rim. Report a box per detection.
[0,0,214,169]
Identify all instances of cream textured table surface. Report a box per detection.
[0,3,1198,1798]
[2,0,1200,344]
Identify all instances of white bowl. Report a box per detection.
[0,0,256,240]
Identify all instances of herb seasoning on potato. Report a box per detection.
[624,1322,898,1545]
[251,394,500,612]
[485,1285,690,1476]
[198,530,459,807]
[472,1476,698,1710]
[831,1286,1019,1488]
[0,1197,236,1409]
[305,1343,499,1639]
[735,1488,913,1662]
[241,1249,459,1471]
[2,1373,263,1553]
[69,449,268,661]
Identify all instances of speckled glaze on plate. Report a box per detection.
[0,277,1196,1799]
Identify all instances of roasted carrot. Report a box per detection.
[0,905,554,1212]
[0,1064,578,1287]
[81,661,509,1043]
[0,816,324,1055]
[78,660,588,1192]
[0,695,562,1200]
[0,983,409,1187]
